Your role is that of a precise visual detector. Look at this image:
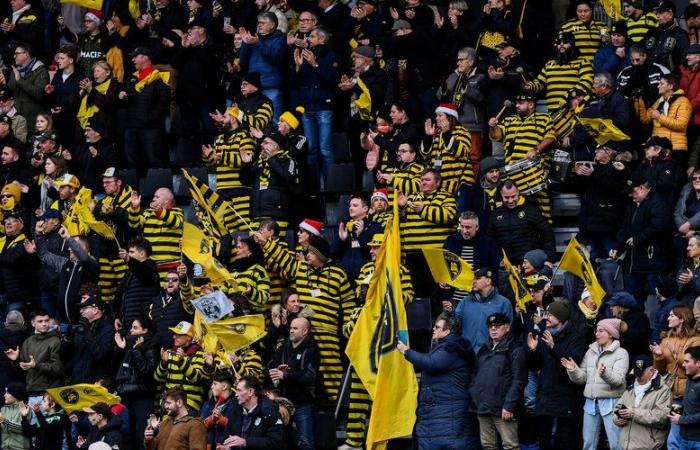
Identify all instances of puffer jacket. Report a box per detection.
[653,333,700,398]
[675,182,700,230]
[115,333,158,396]
[567,339,629,399]
[404,333,476,447]
[122,68,171,129]
[115,258,160,328]
[65,315,115,384]
[636,90,692,151]
[7,59,49,133]
[239,31,286,90]
[613,375,671,450]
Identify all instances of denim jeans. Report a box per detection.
[294,404,314,450]
[626,272,659,308]
[524,370,539,413]
[669,422,682,450]
[302,110,334,181]
[582,402,620,450]
[122,393,153,450]
[262,88,284,124]
[39,292,57,320]
[679,435,700,450]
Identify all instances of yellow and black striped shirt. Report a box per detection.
[243,101,274,131]
[420,125,473,195]
[154,347,214,411]
[261,238,355,334]
[399,190,458,251]
[560,19,607,60]
[234,347,265,382]
[626,12,658,43]
[530,58,594,111]
[204,130,257,191]
[127,207,184,264]
[233,263,271,313]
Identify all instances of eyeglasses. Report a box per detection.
[0,194,13,199]
[165,277,179,282]
[693,176,700,181]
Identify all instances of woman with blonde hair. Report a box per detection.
[650,305,700,449]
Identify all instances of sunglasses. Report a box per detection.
[165,277,179,282]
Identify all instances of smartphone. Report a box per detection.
[224,17,231,27]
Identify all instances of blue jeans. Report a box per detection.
[669,422,682,450]
[294,404,314,449]
[679,435,700,450]
[262,88,284,124]
[582,403,620,450]
[524,370,539,413]
[39,292,57,319]
[626,272,659,308]
[302,110,334,180]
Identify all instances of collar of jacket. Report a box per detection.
[626,372,662,391]
[488,332,515,352]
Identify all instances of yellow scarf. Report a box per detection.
[77,79,111,129]
[134,69,170,93]
[578,300,599,320]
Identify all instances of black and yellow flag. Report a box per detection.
[577,117,630,145]
[182,169,229,236]
[503,251,533,310]
[346,196,418,449]
[558,236,607,308]
[182,222,232,283]
[421,248,474,290]
[47,384,120,413]
[60,0,103,9]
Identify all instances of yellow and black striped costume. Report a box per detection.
[626,12,658,43]
[231,347,265,382]
[257,237,293,309]
[399,190,458,252]
[420,125,473,196]
[342,260,414,448]
[154,346,215,411]
[261,237,355,401]
[496,112,556,219]
[240,95,274,131]
[529,58,594,111]
[231,263,271,313]
[378,160,426,205]
[370,211,391,229]
[204,129,256,232]
[93,185,132,301]
[559,19,607,60]
[549,95,590,142]
[127,206,184,277]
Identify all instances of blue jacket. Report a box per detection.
[240,32,287,89]
[293,44,340,112]
[443,232,501,276]
[333,218,382,281]
[404,333,475,446]
[454,288,514,352]
[200,394,238,445]
[593,44,630,78]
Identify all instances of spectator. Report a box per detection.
[0,212,37,319]
[563,318,629,450]
[0,311,25,401]
[653,275,680,343]
[76,61,121,138]
[680,235,700,307]
[593,21,630,77]
[200,371,237,447]
[114,238,161,332]
[0,0,42,65]
[670,345,700,448]
[20,392,74,450]
[144,388,207,449]
[0,382,31,450]
[617,44,670,106]
[0,89,27,143]
[675,170,700,241]
[81,402,123,449]
[5,43,50,134]
[470,313,527,450]
[613,354,672,450]
[334,194,381,280]
[623,0,658,44]
[608,291,651,362]
[45,44,82,146]
[149,265,194,349]
[648,1,689,72]
[397,313,479,448]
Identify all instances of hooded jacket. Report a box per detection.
[83,415,123,449]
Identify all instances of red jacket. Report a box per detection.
[680,64,700,126]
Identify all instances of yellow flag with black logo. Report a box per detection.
[182,169,229,236]
[558,236,607,308]
[182,222,232,283]
[601,0,623,20]
[577,117,630,145]
[60,0,103,9]
[47,384,120,413]
[503,251,533,310]
[77,208,117,243]
[421,248,474,290]
[208,315,267,353]
[346,196,418,450]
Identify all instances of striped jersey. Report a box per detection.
[378,161,425,204]
[127,207,184,264]
[560,19,607,59]
[154,346,214,410]
[626,12,658,43]
[399,190,458,251]
[204,129,257,191]
[530,58,594,111]
[232,263,271,313]
[420,125,473,195]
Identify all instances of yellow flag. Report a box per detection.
[421,248,474,290]
[558,237,607,308]
[182,169,229,236]
[47,384,120,413]
[77,208,117,242]
[502,251,533,310]
[207,315,267,353]
[193,311,224,353]
[354,78,373,122]
[346,196,418,450]
[601,0,623,20]
[577,117,630,145]
[182,222,232,283]
[60,0,103,9]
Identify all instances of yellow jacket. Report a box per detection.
[636,90,692,151]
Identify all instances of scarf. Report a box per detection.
[77,78,111,129]
[656,90,685,115]
[633,374,656,407]
[578,300,599,320]
[133,67,170,93]
[18,58,36,78]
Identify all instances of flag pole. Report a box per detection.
[226,204,255,233]
[335,365,352,420]
[549,235,574,282]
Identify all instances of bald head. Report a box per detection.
[289,316,310,347]
[151,188,175,211]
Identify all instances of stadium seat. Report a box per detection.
[174,167,208,200]
[323,164,355,194]
[119,169,139,193]
[332,132,351,163]
[172,136,201,167]
[362,169,375,192]
[139,168,173,199]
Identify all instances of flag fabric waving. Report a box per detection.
[182,222,232,283]
[77,208,118,243]
[502,251,533,310]
[601,0,623,20]
[345,197,418,450]
[47,384,120,413]
[60,0,103,9]
[577,117,630,145]
[421,248,475,290]
[193,313,267,353]
[558,236,607,308]
[181,169,229,236]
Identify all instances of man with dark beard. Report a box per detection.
[144,388,207,448]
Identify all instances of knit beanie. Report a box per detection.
[524,249,547,270]
[547,300,570,322]
[597,318,622,340]
[307,235,330,264]
[5,382,26,402]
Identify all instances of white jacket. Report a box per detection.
[568,339,629,399]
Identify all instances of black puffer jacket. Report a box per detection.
[115,333,158,396]
[0,233,39,301]
[115,259,160,328]
[577,161,629,235]
[244,152,297,219]
[470,333,527,416]
[150,291,194,349]
[64,315,115,384]
[266,335,321,407]
[617,191,674,274]
[224,397,285,449]
[487,198,557,265]
[122,69,171,129]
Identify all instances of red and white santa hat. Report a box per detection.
[435,103,459,120]
[371,188,388,202]
[299,218,323,236]
[85,9,104,26]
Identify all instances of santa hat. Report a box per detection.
[435,103,459,120]
[371,188,388,202]
[85,9,103,26]
[299,219,323,236]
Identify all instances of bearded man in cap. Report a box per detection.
[64,296,115,384]
[255,231,354,403]
[594,20,631,77]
